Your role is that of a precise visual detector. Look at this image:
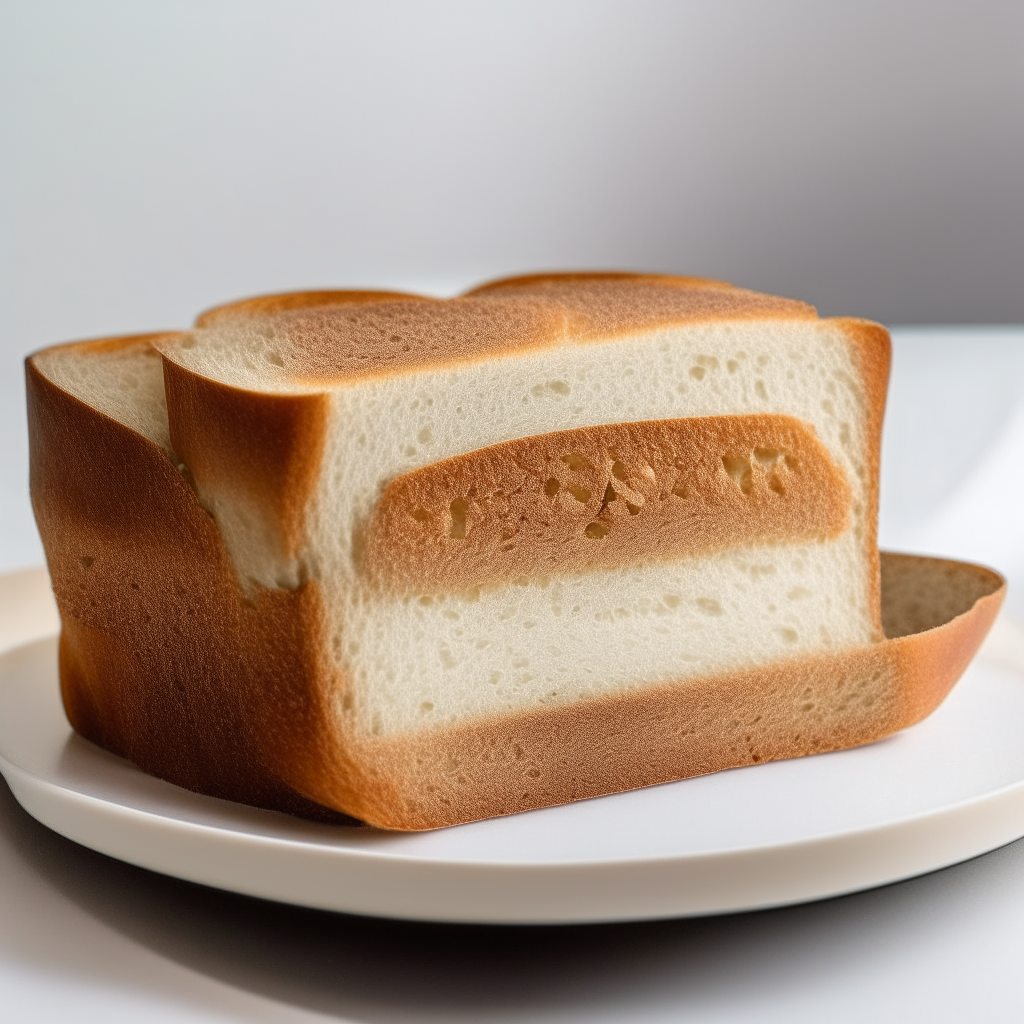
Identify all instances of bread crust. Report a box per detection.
[195,288,437,327]
[831,317,891,640]
[465,270,736,293]
[27,347,358,822]
[161,357,328,576]
[166,275,819,387]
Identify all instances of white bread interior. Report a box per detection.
[148,301,881,739]
[34,305,881,741]
[35,337,171,450]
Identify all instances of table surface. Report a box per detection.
[2,327,1024,1023]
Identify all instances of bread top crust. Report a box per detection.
[194,289,436,328]
[463,272,813,339]
[161,274,820,390]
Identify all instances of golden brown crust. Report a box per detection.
[168,274,821,387]
[464,270,736,294]
[887,558,1005,725]
[27,352,359,822]
[364,414,850,594]
[833,318,892,640]
[194,288,436,327]
[162,358,329,568]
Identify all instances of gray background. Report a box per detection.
[2,0,1023,572]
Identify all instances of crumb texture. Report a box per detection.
[33,336,173,450]
[881,552,1003,638]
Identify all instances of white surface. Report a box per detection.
[0,575,1023,925]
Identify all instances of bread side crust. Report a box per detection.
[27,351,358,821]
[161,357,329,579]
[832,318,892,640]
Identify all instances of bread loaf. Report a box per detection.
[26,273,1004,829]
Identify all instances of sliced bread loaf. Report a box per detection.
[27,274,1003,828]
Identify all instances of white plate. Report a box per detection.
[3,568,1024,925]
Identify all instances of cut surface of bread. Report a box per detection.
[158,276,887,739]
[26,273,1001,830]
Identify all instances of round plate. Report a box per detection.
[3,569,1024,925]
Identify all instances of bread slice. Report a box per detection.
[26,274,1003,829]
